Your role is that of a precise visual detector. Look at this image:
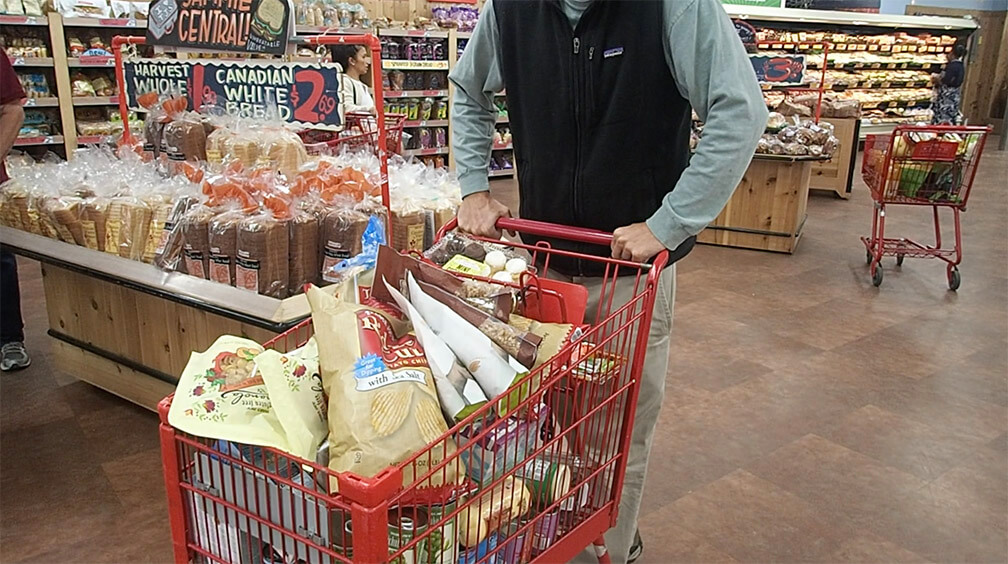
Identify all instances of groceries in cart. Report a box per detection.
[864,130,981,203]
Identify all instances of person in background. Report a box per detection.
[449,1,767,562]
[1,47,29,372]
[332,44,375,115]
[932,44,966,125]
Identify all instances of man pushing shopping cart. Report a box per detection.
[450,0,767,561]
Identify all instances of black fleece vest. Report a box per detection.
[494,0,694,276]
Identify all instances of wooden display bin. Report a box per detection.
[698,154,825,254]
[1,227,332,411]
[810,117,861,199]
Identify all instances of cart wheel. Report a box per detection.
[872,265,884,287]
[896,254,905,266]
[948,267,961,291]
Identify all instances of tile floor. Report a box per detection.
[1,145,1006,563]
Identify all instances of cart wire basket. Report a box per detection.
[860,124,991,289]
[158,217,669,564]
[301,112,407,157]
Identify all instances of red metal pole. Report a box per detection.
[157,397,192,564]
[111,35,145,145]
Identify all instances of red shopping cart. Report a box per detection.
[860,124,991,289]
[300,112,407,157]
[158,217,669,564]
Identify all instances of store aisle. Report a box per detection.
[1,146,1006,563]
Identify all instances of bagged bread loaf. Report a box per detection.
[391,200,426,253]
[162,116,208,165]
[288,207,320,295]
[105,197,153,260]
[154,197,196,271]
[181,205,214,278]
[321,206,368,281]
[143,197,176,263]
[305,284,459,493]
[209,210,242,285]
[260,128,308,180]
[44,196,86,246]
[236,195,290,298]
[80,197,108,251]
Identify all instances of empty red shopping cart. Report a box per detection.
[158,217,669,564]
[860,124,991,289]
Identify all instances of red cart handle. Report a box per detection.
[437,216,614,247]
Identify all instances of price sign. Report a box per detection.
[24,98,36,107]
[147,0,292,56]
[123,58,344,129]
[749,54,806,85]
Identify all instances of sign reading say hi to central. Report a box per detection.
[147,0,292,56]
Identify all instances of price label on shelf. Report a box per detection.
[881,82,891,88]
[886,63,897,69]
[12,56,25,66]
[24,98,36,107]
[854,62,865,69]
[868,44,879,51]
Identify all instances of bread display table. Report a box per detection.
[698,154,827,254]
[1,226,327,411]
[810,117,861,199]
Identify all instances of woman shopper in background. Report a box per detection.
[932,44,966,125]
[332,44,375,114]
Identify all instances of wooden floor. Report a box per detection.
[1,145,1006,563]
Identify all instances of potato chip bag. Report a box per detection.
[305,285,458,492]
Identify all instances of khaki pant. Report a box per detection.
[561,264,676,564]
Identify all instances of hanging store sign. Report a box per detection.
[749,54,806,84]
[122,58,343,129]
[146,0,292,56]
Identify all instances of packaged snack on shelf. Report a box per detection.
[70,72,97,97]
[236,194,290,299]
[304,284,459,493]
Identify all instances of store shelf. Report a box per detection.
[403,119,449,127]
[14,135,64,146]
[73,96,120,106]
[295,25,370,36]
[62,16,145,28]
[10,56,54,67]
[67,56,116,67]
[0,14,47,26]
[757,41,952,54]
[860,99,931,111]
[77,135,111,144]
[489,169,514,178]
[496,115,509,123]
[492,143,512,151]
[827,80,931,90]
[0,226,318,327]
[808,61,938,71]
[382,60,449,71]
[22,97,60,108]
[723,4,978,31]
[403,147,449,156]
[380,28,449,38]
[385,90,449,98]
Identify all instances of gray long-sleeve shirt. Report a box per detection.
[448,0,769,252]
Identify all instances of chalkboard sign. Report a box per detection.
[123,58,343,129]
[147,0,292,56]
[749,54,806,85]
[733,19,757,47]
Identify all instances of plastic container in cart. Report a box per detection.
[158,217,669,564]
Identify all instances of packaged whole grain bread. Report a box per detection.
[208,210,242,286]
[321,205,369,281]
[288,206,320,295]
[391,200,426,253]
[162,114,208,169]
[236,195,290,298]
[305,284,459,492]
[181,205,214,278]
